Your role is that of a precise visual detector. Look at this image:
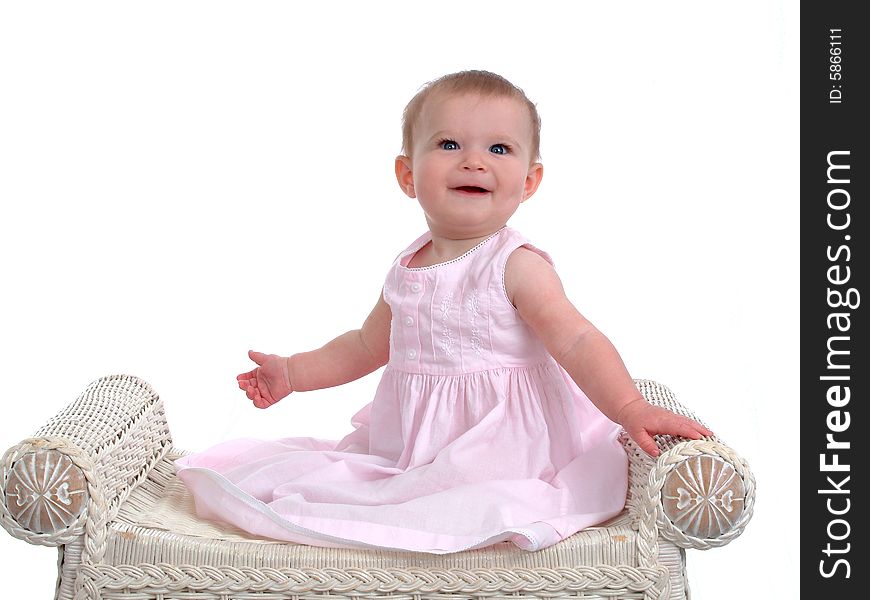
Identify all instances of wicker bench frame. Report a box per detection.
[1,375,755,600]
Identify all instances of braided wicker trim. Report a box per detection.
[648,440,755,550]
[76,563,671,600]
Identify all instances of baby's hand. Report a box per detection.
[616,399,713,457]
[237,350,294,409]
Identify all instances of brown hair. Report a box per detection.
[400,70,541,163]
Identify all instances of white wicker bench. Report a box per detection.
[0,374,754,600]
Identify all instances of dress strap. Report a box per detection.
[494,228,555,271]
[391,230,432,266]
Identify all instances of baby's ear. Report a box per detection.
[522,162,544,202]
[394,155,416,198]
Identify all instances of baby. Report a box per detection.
[176,70,711,554]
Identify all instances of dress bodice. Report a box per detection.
[382,227,555,376]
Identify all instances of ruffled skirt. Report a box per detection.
[175,361,628,553]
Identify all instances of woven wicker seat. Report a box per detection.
[1,375,754,600]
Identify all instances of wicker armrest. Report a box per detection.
[623,379,756,550]
[0,375,172,550]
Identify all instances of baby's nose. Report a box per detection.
[461,155,487,171]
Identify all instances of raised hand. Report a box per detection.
[616,399,713,457]
[236,350,294,409]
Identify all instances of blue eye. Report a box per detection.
[439,139,459,150]
[490,144,510,155]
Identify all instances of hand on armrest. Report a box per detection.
[623,380,756,550]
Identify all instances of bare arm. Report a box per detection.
[287,293,392,392]
[505,248,640,422]
[505,248,710,455]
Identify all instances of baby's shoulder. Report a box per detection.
[506,245,552,270]
[502,233,556,272]
[503,246,561,307]
[497,228,555,267]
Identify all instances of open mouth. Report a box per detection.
[453,186,490,195]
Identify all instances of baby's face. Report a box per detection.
[396,92,542,239]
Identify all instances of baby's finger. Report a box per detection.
[254,394,274,409]
[637,432,660,457]
[677,415,711,436]
[237,369,256,381]
[672,413,711,436]
[668,417,711,440]
[624,425,660,457]
[688,422,713,437]
[249,350,268,365]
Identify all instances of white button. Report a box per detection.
[407,349,418,360]
[410,282,422,293]
[404,316,414,327]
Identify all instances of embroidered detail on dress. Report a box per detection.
[440,292,455,358]
[466,288,482,356]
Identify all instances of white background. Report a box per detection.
[0,2,798,598]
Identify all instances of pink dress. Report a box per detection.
[175,226,628,553]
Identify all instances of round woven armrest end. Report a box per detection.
[649,439,755,550]
[1,438,102,547]
[623,380,756,549]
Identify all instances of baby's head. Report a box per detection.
[395,70,545,238]
[401,70,541,165]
